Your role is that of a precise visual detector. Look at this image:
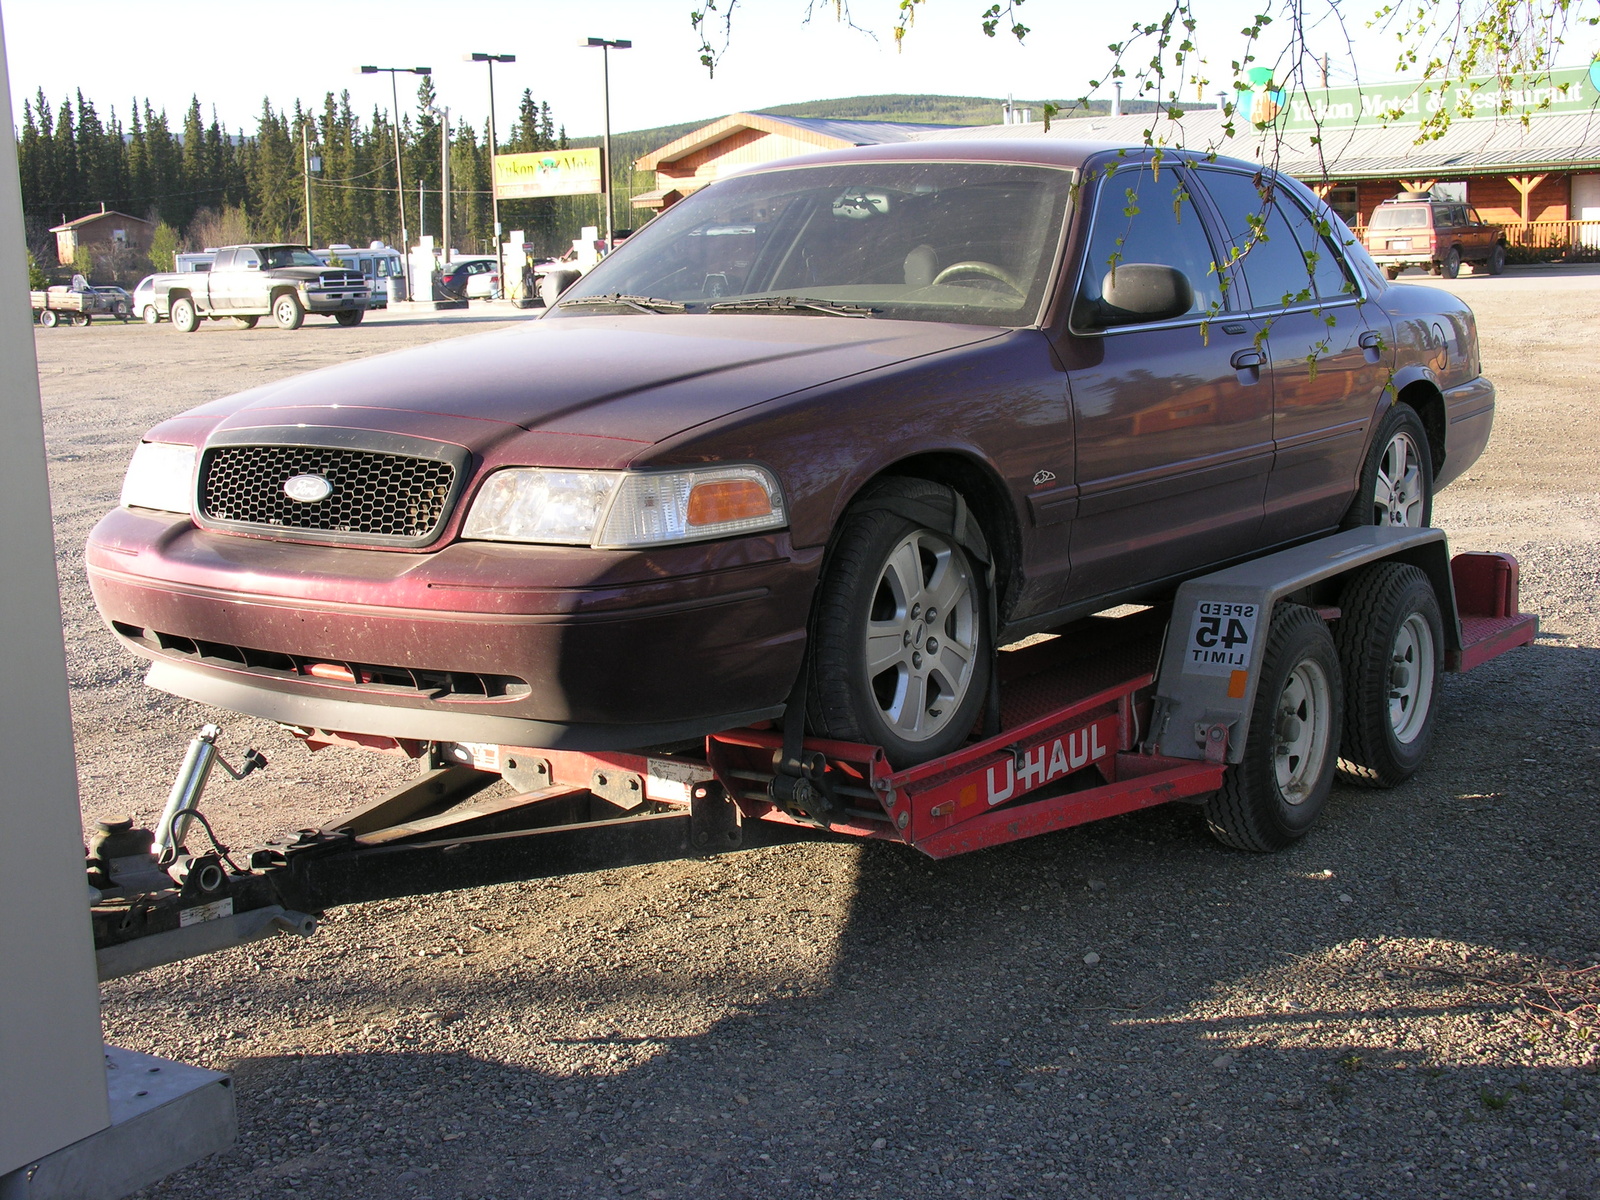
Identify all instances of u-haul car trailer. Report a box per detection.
[86,526,1536,981]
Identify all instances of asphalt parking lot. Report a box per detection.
[33,272,1600,1200]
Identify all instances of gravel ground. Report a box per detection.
[32,280,1599,1199]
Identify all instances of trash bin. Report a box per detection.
[386,275,407,305]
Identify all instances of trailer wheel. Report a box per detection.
[807,477,991,768]
[1333,562,1442,787]
[39,308,58,328]
[1205,604,1342,852]
[1341,404,1433,529]
[170,297,199,333]
[273,292,305,330]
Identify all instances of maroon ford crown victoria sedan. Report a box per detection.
[88,142,1493,768]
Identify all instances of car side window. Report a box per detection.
[1078,165,1225,317]
[1199,169,1351,309]
[237,249,260,270]
[212,248,235,271]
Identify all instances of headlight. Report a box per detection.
[120,442,196,514]
[463,464,786,547]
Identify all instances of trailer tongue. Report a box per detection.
[88,528,1537,980]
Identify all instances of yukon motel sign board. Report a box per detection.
[493,148,602,199]
[1240,64,1600,131]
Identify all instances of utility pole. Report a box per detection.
[358,65,431,297]
[467,53,515,257]
[580,37,632,251]
[439,106,450,261]
[302,123,313,247]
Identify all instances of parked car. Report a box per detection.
[92,285,134,320]
[87,142,1494,768]
[1363,193,1507,279]
[133,275,163,323]
[145,244,371,332]
[442,257,500,300]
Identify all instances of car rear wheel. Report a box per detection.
[170,297,199,333]
[1334,562,1443,788]
[232,315,259,329]
[335,309,364,327]
[1442,246,1462,279]
[1205,604,1342,851]
[1341,404,1433,529]
[1487,243,1507,275]
[142,305,160,325]
[806,478,991,768]
[273,292,305,330]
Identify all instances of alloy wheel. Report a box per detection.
[1375,431,1426,525]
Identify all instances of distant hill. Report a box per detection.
[563,92,1164,215]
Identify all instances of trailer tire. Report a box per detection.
[1205,604,1342,852]
[170,297,199,333]
[806,477,992,769]
[1333,562,1442,788]
[38,308,58,327]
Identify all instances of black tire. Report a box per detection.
[1205,604,1343,852]
[1340,404,1434,529]
[1383,265,1401,281]
[1441,246,1461,279]
[273,291,305,330]
[1487,243,1506,275]
[806,477,992,768]
[1333,563,1443,788]
[142,305,160,325]
[232,315,259,329]
[38,308,58,328]
[334,308,364,327]
[76,313,92,326]
[170,297,199,333]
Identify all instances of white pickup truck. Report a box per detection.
[147,244,371,332]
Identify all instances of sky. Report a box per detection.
[2,0,1409,139]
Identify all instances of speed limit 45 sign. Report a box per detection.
[1182,600,1259,676]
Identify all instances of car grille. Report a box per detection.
[199,445,457,540]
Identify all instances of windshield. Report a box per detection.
[259,246,324,268]
[556,161,1075,327]
[1369,206,1430,230]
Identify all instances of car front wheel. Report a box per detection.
[1341,404,1433,529]
[273,292,305,330]
[805,478,991,768]
[1487,243,1507,275]
[335,309,364,327]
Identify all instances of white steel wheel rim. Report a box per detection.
[276,297,297,323]
[864,528,978,742]
[1388,612,1436,744]
[1375,430,1425,526]
[1273,659,1333,805]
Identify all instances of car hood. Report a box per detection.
[191,314,1005,462]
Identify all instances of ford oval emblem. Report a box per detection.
[283,473,333,504]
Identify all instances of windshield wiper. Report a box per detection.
[560,293,686,314]
[707,296,877,318]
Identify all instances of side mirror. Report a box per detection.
[1083,263,1194,327]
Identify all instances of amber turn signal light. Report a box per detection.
[686,478,774,526]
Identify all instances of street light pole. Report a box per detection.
[358,64,431,296]
[467,53,515,255]
[580,37,631,252]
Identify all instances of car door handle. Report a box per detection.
[1230,349,1263,370]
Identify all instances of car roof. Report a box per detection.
[727,138,1268,178]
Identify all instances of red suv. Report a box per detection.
[1363,193,1507,279]
[89,144,1494,767]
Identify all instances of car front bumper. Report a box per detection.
[87,509,817,750]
